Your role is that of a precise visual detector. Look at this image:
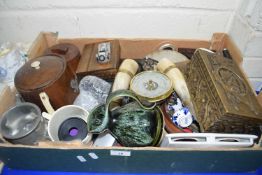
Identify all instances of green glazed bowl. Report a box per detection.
[87,90,164,147]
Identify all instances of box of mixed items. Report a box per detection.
[0,32,262,173]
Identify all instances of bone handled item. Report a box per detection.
[112,59,139,92]
[157,58,191,106]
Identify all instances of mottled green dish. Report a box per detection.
[87,90,164,147]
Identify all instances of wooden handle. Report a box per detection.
[39,92,55,114]
[42,112,52,120]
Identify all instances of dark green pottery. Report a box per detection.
[87,90,164,147]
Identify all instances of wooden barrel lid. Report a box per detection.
[15,55,66,91]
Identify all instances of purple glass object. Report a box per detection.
[69,128,79,137]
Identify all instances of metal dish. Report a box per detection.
[0,102,46,145]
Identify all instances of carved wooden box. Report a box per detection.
[186,49,262,135]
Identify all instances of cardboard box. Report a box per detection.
[0,32,262,173]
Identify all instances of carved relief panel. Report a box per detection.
[186,49,262,135]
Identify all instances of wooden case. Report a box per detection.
[186,49,262,135]
[76,40,120,80]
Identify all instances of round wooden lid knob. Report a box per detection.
[31,61,41,70]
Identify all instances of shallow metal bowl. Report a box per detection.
[0,102,45,145]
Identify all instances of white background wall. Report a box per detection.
[0,0,240,42]
[0,0,261,90]
[228,0,262,91]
